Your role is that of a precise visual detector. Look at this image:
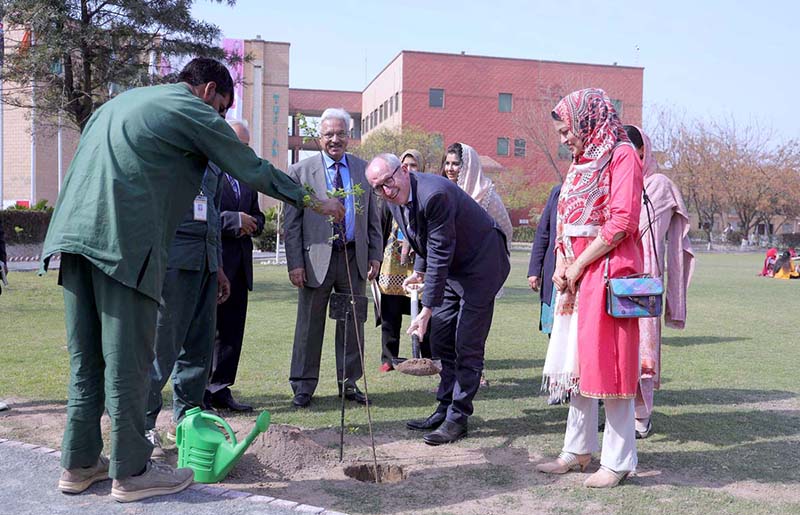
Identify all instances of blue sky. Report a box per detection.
[193,0,797,135]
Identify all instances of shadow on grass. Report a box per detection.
[656,388,796,407]
[663,335,750,346]
[638,438,800,486]
[652,408,800,447]
[483,358,544,370]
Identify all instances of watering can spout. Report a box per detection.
[232,411,271,460]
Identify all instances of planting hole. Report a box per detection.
[343,463,406,483]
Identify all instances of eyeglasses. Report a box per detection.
[372,165,401,195]
[321,131,349,140]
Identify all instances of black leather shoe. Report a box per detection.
[342,387,370,405]
[406,411,446,431]
[423,420,467,446]
[212,392,253,413]
[292,393,312,408]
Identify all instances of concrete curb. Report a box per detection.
[0,438,346,515]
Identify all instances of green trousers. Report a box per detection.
[59,253,157,479]
[145,266,217,429]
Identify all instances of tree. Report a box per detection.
[1,0,237,132]
[490,165,556,217]
[513,79,589,183]
[351,125,444,173]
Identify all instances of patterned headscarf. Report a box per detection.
[554,88,632,255]
[552,88,629,163]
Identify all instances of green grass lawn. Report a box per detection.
[1,251,799,514]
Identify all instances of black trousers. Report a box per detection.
[430,283,496,425]
[207,264,249,397]
[380,293,431,363]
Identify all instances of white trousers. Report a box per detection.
[562,393,638,472]
[634,377,655,421]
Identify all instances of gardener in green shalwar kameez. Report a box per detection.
[144,161,229,455]
[41,58,344,503]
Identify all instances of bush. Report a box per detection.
[688,229,709,242]
[0,209,53,244]
[253,219,278,252]
[725,230,745,244]
[778,233,800,248]
[512,225,537,243]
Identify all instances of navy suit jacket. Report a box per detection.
[219,176,265,291]
[388,173,510,309]
[527,184,561,305]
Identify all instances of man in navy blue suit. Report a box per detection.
[366,153,510,445]
[205,119,265,412]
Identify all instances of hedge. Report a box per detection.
[252,220,278,252]
[512,225,537,243]
[0,210,53,244]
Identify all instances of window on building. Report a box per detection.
[497,137,509,156]
[558,143,572,160]
[499,93,513,113]
[514,138,526,157]
[389,96,393,115]
[384,100,389,119]
[362,119,366,134]
[611,98,623,116]
[429,88,444,108]
[379,104,384,123]
[395,92,400,111]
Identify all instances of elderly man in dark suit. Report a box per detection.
[205,119,265,412]
[283,108,383,408]
[366,153,510,445]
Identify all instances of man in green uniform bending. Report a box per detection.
[41,58,343,503]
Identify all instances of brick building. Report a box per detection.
[361,50,643,190]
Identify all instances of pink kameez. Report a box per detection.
[573,145,644,399]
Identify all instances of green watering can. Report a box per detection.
[176,406,270,483]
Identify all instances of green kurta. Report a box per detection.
[41,82,305,302]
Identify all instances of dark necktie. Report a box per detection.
[402,203,415,241]
[332,162,346,250]
[226,174,240,202]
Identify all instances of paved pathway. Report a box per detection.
[0,438,346,515]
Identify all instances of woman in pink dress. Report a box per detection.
[537,88,644,488]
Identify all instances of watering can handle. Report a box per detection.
[198,411,238,445]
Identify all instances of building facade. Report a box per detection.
[361,50,644,189]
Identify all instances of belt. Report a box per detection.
[563,224,600,237]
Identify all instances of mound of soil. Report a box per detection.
[239,424,335,480]
[394,358,442,376]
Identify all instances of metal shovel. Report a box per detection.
[392,286,442,376]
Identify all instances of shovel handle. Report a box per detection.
[410,287,422,358]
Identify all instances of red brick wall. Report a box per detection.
[400,51,643,188]
[289,89,362,116]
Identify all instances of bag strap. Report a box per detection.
[641,187,662,276]
[604,185,661,281]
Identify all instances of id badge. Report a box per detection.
[193,195,208,222]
